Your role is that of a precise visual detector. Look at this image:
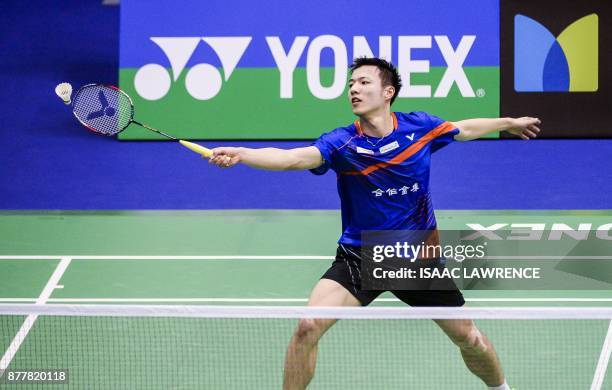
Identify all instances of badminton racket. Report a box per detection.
[58,83,212,157]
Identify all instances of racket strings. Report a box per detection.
[73,85,133,135]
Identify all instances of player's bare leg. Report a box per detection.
[435,319,505,387]
[283,279,361,390]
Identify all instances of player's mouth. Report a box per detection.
[351,97,362,105]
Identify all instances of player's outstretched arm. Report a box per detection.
[208,146,324,171]
[452,117,541,141]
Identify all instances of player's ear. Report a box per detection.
[384,86,395,101]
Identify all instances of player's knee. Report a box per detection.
[294,318,323,343]
[451,325,488,353]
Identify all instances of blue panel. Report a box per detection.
[3,0,612,211]
[543,41,570,91]
[3,137,612,209]
[120,0,499,68]
[514,14,556,92]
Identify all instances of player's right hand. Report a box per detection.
[209,147,242,168]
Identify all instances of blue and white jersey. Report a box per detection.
[311,111,459,246]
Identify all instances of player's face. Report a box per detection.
[348,66,391,116]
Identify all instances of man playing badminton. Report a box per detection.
[209,57,540,390]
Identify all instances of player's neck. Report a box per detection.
[359,108,394,138]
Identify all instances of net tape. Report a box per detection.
[1,304,612,319]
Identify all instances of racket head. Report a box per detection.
[72,84,134,136]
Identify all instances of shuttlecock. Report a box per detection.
[55,82,73,105]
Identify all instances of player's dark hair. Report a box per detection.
[350,57,402,105]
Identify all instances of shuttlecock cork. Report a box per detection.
[55,82,73,105]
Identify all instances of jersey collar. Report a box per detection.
[354,112,398,136]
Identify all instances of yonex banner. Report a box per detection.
[119,0,499,140]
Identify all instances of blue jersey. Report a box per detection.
[311,111,459,246]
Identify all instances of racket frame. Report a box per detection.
[71,84,176,140]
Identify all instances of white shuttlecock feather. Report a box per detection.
[55,82,73,104]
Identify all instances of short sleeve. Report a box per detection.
[310,137,333,175]
[420,112,460,153]
[309,127,351,175]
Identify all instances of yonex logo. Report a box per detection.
[134,35,480,101]
[134,37,251,100]
[463,223,612,240]
[514,14,598,92]
[269,35,478,99]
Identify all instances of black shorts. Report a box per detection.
[321,244,465,307]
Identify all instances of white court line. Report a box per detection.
[591,320,612,390]
[0,257,71,371]
[467,298,612,302]
[0,256,333,260]
[484,256,612,260]
[0,299,36,302]
[1,297,612,303]
[2,255,612,260]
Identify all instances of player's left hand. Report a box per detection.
[506,117,541,140]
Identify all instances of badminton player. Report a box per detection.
[209,57,539,390]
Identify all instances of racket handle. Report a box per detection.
[179,140,213,158]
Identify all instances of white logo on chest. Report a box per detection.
[379,141,400,154]
[406,133,415,141]
[355,146,374,155]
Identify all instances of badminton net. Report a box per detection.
[1,304,611,389]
